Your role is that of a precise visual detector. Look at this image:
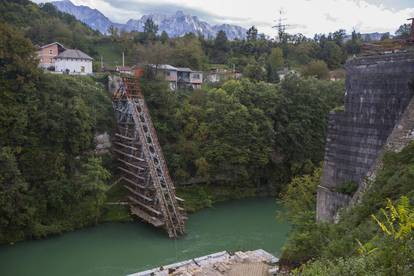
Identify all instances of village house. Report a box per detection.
[205,68,242,84]
[37,42,93,75]
[37,42,65,70]
[153,64,203,90]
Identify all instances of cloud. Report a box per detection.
[33,0,414,37]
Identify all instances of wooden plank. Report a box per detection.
[117,158,146,171]
[130,206,164,227]
[124,185,153,201]
[113,149,145,162]
[121,176,151,190]
[115,133,135,141]
[128,196,162,215]
[118,166,145,180]
[114,141,140,151]
[175,196,185,202]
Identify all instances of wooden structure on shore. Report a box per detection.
[111,73,186,238]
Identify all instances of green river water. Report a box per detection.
[0,198,289,276]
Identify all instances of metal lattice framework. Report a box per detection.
[112,76,186,238]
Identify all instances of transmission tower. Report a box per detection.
[272,8,291,42]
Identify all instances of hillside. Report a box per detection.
[0,0,101,56]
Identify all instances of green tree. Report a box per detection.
[319,41,345,69]
[108,25,119,41]
[246,26,258,41]
[395,24,411,39]
[0,147,33,243]
[143,18,159,41]
[170,36,205,70]
[266,47,284,83]
[212,30,229,64]
[160,30,169,44]
[301,60,329,80]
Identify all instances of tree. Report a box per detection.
[0,147,33,243]
[319,41,345,69]
[332,29,346,46]
[243,60,266,81]
[246,26,258,41]
[170,36,205,70]
[345,30,362,55]
[160,31,169,44]
[0,23,39,148]
[266,48,284,83]
[301,60,329,80]
[212,30,229,64]
[136,41,171,76]
[395,24,411,39]
[108,25,119,41]
[143,18,158,42]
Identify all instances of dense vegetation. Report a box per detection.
[141,74,343,211]
[280,143,414,274]
[0,23,114,243]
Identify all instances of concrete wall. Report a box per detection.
[317,51,414,222]
[55,58,93,75]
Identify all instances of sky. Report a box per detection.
[34,0,414,37]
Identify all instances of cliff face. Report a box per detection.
[317,52,414,222]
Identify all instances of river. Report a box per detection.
[0,198,289,276]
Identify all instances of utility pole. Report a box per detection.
[122,52,125,67]
[100,55,103,69]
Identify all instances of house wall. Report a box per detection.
[55,58,93,75]
[38,44,60,68]
[190,72,203,84]
[164,70,177,82]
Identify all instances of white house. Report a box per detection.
[54,49,93,75]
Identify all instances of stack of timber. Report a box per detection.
[112,75,186,238]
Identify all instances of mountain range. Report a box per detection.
[51,0,247,40]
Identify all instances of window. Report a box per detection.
[166,71,171,76]
[49,49,53,55]
[80,66,85,73]
[192,73,200,79]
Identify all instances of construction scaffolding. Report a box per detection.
[111,74,186,238]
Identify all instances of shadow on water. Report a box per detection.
[0,197,290,276]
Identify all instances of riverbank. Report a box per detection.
[101,182,277,222]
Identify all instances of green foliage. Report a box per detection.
[282,142,414,274]
[335,180,358,196]
[0,24,113,244]
[296,255,379,276]
[0,1,100,56]
[301,60,330,80]
[395,24,411,39]
[141,75,343,210]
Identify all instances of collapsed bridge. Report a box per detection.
[110,73,186,238]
